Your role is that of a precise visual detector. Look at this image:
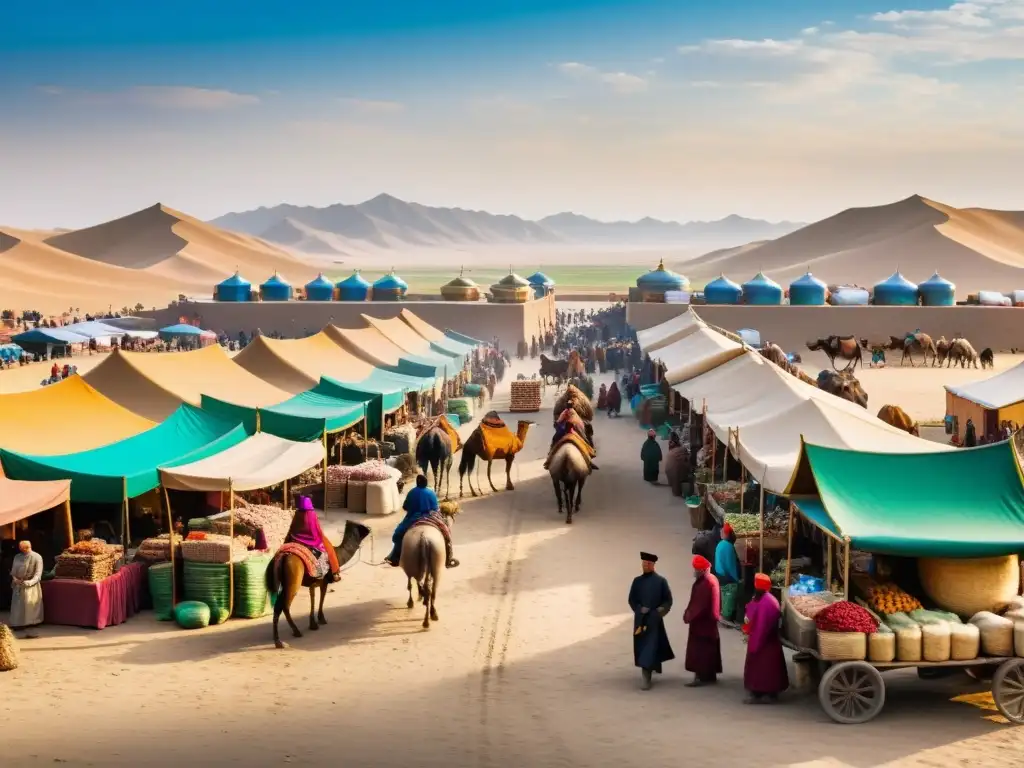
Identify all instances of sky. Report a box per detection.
[2,0,1024,228]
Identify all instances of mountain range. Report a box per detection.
[209,193,805,253]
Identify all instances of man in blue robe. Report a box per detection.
[385,475,459,568]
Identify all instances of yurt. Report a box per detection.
[703,275,743,305]
[788,271,828,306]
[527,271,555,299]
[489,271,532,304]
[741,271,783,305]
[304,273,336,301]
[918,271,956,306]
[873,270,919,306]
[260,272,293,301]
[635,259,689,302]
[372,270,406,301]
[215,271,252,302]
[336,271,372,302]
[441,269,481,302]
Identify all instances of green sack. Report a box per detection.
[174,600,211,630]
[148,562,175,621]
[183,561,232,624]
[233,555,272,619]
[720,583,739,622]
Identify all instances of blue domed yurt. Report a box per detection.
[372,270,406,301]
[336,271,372,302]
[741,271,783,306]
[260,272,293,301]
[215,271,252,302]
[788,271,828,306]
[527,271,555,299]
[918,271,956,306]
[304,273,336,301]
[872,270,919,306]
[635,259,689,302]
[703,275,743,305]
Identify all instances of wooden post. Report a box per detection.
[228,479,235,618]
[362,404,369,453]
[843,537,852,599]
[163,485,176,607]
[826,538,833,588]
[784,503,794,589]
[63,499,74,549]
[721,429,728,482]
[122,476,131,550]
[322,431,328,502]
[255,409,261,433]
[283,478,289,507]
[758,483,765,572]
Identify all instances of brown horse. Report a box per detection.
[266,520,371,649]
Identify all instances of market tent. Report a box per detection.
[788,440,1024,557]
[0,404,248,503]
[232,335,325,393]
[659,326,745,385]
[945,360,1024,441]
[362,314,463,363]
[0,476,71,528]
[327,325,443,380]
[399,309,475,356]
[734,398,951,493]
[0,376,155,455]
[159,432,325,493]
[12,327,89,345]
[158,323,217,342]
[444,329,485,346]
[636,308,705,354]
[62,321,124,341]
[84,346,292,421]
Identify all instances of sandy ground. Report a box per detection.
[2,356,1024,767]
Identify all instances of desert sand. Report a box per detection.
[3,359,1024,767]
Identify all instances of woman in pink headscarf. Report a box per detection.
[287,496,340,581]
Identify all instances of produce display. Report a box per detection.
[788,592,836,619]
[814,601,879,634]
[348,460,402,482]
[54,542,122,582]
[510,380,542,412]
[134,533,182,565]
[864,580,922,615]
[762,506,790,536]
[723,513,759,536]
[233,502,294,553]
[180,533,249,564]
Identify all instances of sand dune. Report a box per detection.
[684,195,1024,293]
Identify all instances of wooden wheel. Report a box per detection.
[992,659,1024,724]
[818,661,886,724]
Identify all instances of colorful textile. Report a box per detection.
[275,543,319,579]
[743,591,789,695]
[41,562,146,629]
[287,505,326,551]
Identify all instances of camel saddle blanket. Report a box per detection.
[479,419,516,458]
[274,542,321,581]
[429,414,463,453]
[411,514,453,547]
[548,431,597,468]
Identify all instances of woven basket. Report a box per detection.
[148,562,175,621]
[0,624,19,672]
[347,480,367,513]
[918,555,1020,618]
[180,535,247,564]
[174,601,211,630]
[922,623,952,662]
[325,477,346,509]
[233,555,270,619]
[817,630,867,661]
[868,631,896,663]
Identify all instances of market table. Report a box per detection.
[42,562,147,629]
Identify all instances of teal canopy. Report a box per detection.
[0,404,248,503]
[789,441,1024,558]
[445,329,485,346]
[203,388,369,443]
[429,337,473,358]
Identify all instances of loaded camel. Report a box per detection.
[887,332,938,367]
[760,343,868,408]
[807,336,863,371]
[266,520,371,649]
[459,411,535,497]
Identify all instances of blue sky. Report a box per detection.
[2,0,1023,227]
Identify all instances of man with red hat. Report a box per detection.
[628,551,675,690]
[742,572,788,704]
[683,554,722,687]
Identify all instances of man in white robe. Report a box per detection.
[10,541,44,630]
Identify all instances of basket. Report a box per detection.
[325,477,346,510]
[183,561,232,624]
[817,630,867,661]
[346,480,367,513]
[782,593,819,649]
[686,497,709,530]
[180,535,248,564]
[148,562,175,621]
[0,624,20,671]
[174,600,211,630]
[868,631,896,663]
[918,555,1020,618]
[950,623,980,660]
[922,623,951,662]
[233,555,271,619]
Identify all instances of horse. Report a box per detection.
[401,509,457,629]
[266,520,371,649]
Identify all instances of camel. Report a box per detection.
[807,336,863,371]
[416,425,454,498]
[946,337,980,369]
[266,520,371,649]
[877,404,919,436]
[548,440,592,525]
[981,348,995,369]
[935,336,950,365]
[817,370,868,408]
[459,412,535,497]
[401,508,458,630]
[888,333,938,367]
[760,343,801,376]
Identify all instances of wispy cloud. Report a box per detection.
[337,98,405,114]
[38,85,260,109]
[557,61,649,93]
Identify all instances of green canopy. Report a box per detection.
[202,388,368,443]
[0,404,248,503]
[791,441,1024,558]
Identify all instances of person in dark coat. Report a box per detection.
[640,430,662,483]
[683,555,722,687]
[628,552,675,690]
[742,573,789,704]
[963,418,977,448]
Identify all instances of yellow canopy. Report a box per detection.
[83,345,291,421]
[362,314,436,356]
[399,308,445,343]
[327,324,413,370]
[0,376,155,455]
[234,332,379,394]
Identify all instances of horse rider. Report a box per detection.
[385,475,459,568]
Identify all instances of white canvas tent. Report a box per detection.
[636,309,705,354]
[660,327,745,385]
[945,361,1024,410]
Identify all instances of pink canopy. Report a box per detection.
[0,476,71,528]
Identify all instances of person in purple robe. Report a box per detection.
[683,555,722,687]
[286,496,339,581]
[742,573,789,704]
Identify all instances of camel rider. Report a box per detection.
[385,475,459,568]
[905,329,921,349]
[287,496,341,582]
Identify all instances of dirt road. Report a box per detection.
[2,361,1023,767]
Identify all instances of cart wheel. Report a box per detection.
[992,659,1024,725]
[818,661,886,724]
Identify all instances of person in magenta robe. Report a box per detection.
[682,554,722,687]
[742,573,789,703]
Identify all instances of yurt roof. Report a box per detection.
[637,259,687,288]
[527,271,554,286]
[919,271,955,289]
[790,271,827,288]
[261,271,291,287]
[743,271,781,289]
[874,270,918,290]
[218,270,251,287]
[305,273,335,290]
[338,270,371,288]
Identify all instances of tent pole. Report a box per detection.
[363,405,369,453]
[722,429,728,482]
[826,538,833,588]
[843,536,851,599]
[63,499,74,549]
[784,503,794,589]
[256,410,261,433]
[283,478,289,507]
[758,483,765,573]
[322,431,328,504]
[164,485,176,607]
[122,476,131,550]
[228,479,235,619]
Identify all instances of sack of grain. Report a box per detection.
[922,622,952,662]
[1014,622,1024,658]
[950,623,981,660]
[0,624,20,672]
[365,478,399,516]
[887,614,923,662]
[868,623,896,663]
[969,611,1015,656]
[817,630,867,661]
[918,555,1020,618]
